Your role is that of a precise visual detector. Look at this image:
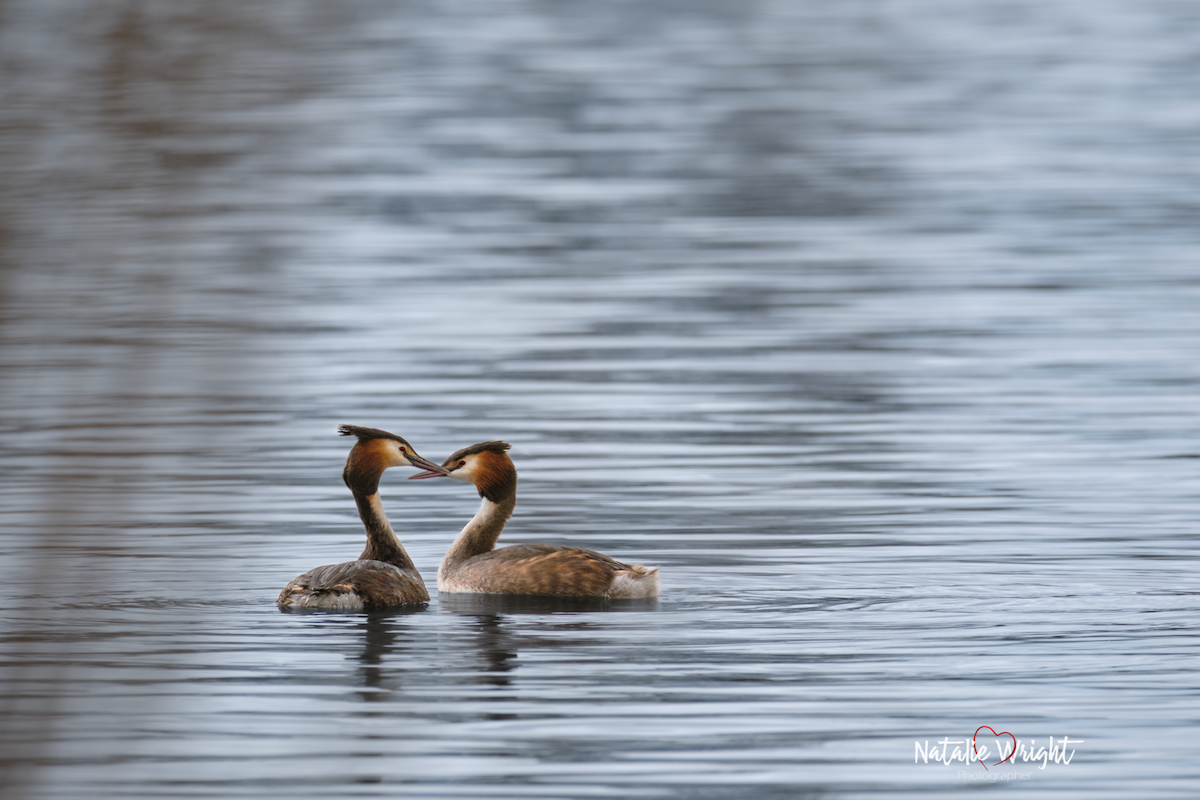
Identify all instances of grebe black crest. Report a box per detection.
[409,441,659,598]
[277,425,449,610]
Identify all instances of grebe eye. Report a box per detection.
[400,446,407,453]
[458,460,466,467]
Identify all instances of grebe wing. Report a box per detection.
[278,559,428,607]
[455,544,638,597]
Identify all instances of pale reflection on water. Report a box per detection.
[2,1,1199,798]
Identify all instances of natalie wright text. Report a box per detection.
[914,737,1082,769]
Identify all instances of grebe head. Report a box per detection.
[410,440,515,502]
[339,424,448,494]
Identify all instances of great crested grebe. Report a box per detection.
[410,441,660,598]
[277,425,449,610]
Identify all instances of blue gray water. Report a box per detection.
[2,1,1198,797]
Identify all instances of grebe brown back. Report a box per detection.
[277,425,449,610]
[410,441,659,598]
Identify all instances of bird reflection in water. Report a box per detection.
[342,609,425,787]
[469,613,519,719]
[353,610,424,704]
[277,607,423,699]
[440,595,659,722]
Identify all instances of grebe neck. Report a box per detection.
[354,491,416,571]
[440,494,516,571]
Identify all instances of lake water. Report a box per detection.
[2,1,1199,797]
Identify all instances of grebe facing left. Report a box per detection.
[277,425,449,610]
[411,441,659,598]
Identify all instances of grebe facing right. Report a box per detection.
[410,441,659,598]
[277,425,448,610]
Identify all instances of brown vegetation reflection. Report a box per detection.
[0,2,306,796]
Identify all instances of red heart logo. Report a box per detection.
[973,726,1016,770]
